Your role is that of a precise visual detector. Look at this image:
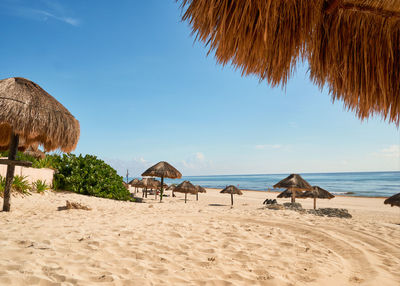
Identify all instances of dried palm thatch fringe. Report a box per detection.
[180,0,400,125]
[181,0,324,86]
[0,77,80,152]
[142,161,182,179]
[309,0,400,125]
[384,192,400,207]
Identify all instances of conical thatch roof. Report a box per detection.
[141,178,161,189]
[384,193,400,207]
[273,174,312,191]
[129,178,140,186]
[174,181,198,194]
[195,185,207,193]
[277,189,304,198]
[0,77,80,152]
[301,186,335,199]
[180,1,400,125]
[24,145,46,159]
[220,185,243,195]
[167,184,177,190]
[142,161,182,179]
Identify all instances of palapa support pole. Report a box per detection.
[291,188,296,204]
[2,132,19,212]
[231,193,233,206]
[159,176,164,202]
[314,196,317,210]
[185,193,187,203]
[196,193,198,201]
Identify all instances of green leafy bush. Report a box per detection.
[32,155,58,169]
[0,175,5,196]
[0,151,38,164]
[32,180,49,193]
[52,154,132,201]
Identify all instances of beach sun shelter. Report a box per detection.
[273,174,312,204]
[220,185,243,207]
[299,186,335,209]
[179,0,400,125]
[384,193,400,208]
[174,180,197,203]
[0,77,80,211]
[194,185,206,201]
[142,161,182,202]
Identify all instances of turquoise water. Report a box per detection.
[158,172,399,197]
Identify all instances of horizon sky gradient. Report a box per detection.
[1,0,399,176]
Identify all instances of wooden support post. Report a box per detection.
[185,193,187,203]
[2,133,19,212]
[314,197,317,210]
[231,193,233,206]
[196,193,198,201]
[291,188,296,204]
[159,176,164,202]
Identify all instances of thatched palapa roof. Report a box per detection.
[220,185,243,195]
[273,174,312,191]
[277,189,302,199]
[129,178,140,186]
[24,145,46,159]
[195,185,207,193]
[0,77,80,152]
[180,0,400,125]
[174,181,198,194]
[167,183,177,190]
[142,161,182,179]
[384,193,400,207]
[301,186,335,199]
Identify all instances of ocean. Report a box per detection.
[158,172,399,197]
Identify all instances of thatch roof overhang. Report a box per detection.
[301,186,335,199]
[220,185,243,195]
[180,0,400,125]
[142,161,182,179]
[384,193,400,207]
[0,77,80,152]
[174,180,198,194]
[273,174,312,191]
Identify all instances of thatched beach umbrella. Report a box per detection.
[277,189,304,199]
[141,178,161,199]
[174,180,197,203]
[384,193,400,208]
[194,185,206,201]
[142,161,182,202]
[129,178,140,193]
[0,77,80,211]
[180,1,400,125]
[23,144,46,160]
[273,174,312,204]
[300,186,335,209]
[220,185,242,207]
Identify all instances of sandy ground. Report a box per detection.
[0,188,399,286]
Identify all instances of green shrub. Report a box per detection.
[32,155,57,169]
[32,180,49,193]
[12,175,31,195]
[0,151,38,164]
[52,154,132,201]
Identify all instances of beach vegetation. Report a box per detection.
[12,175,31,195]
[32,180,49,193]
[51,153,133,201]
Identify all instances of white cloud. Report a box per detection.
[2,1,80,26]
[379,145,400,158]
[179,152,211,172]
[255,144,282,150]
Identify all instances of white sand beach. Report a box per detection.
[0,189,399,286]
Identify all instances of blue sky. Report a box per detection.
[1,0,399,176]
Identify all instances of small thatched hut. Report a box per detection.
[180,0,400,125]
[194,185,206,201]
[174,181,197,203]
[273,174,312,203]
[300,186,335,209]
[142,161,182,202]
[220,185,242,206]
[384,193,400,208]
[0,77,80,211]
